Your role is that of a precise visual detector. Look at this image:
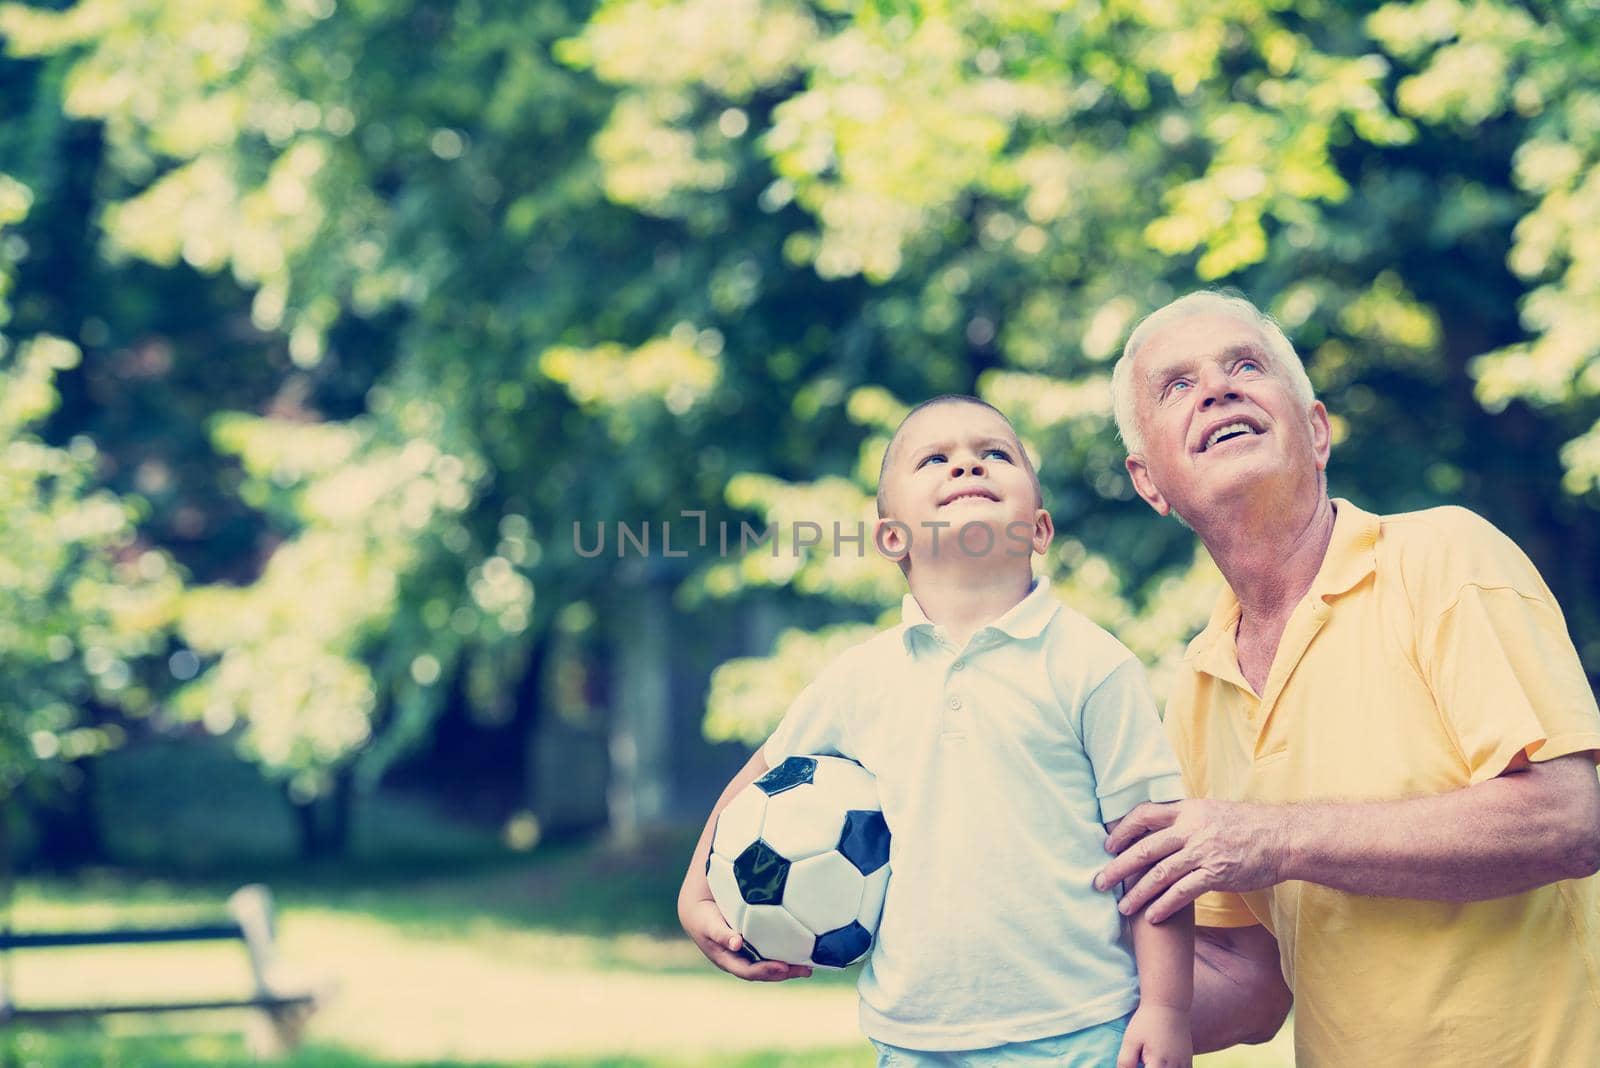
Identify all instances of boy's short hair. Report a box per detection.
[875,395,1043,518]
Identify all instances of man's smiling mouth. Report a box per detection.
[1200,421,1263,452]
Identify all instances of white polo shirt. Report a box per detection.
[763,580,1184,1051]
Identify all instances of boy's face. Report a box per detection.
[875,402,1052,566]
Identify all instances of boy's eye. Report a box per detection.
[917,453,946,469]
[983,448,1012,461]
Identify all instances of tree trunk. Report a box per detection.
[607,579,674,844]
[288,765,356,860]
[509,629,553,805]
[30,694,110,873]
[327,765,355,856]
[30,762,105,870]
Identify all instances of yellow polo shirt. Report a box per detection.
[1165,499,1600,1067]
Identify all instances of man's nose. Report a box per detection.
[1196,363,1239,408]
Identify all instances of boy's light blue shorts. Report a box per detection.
[869,1013,1133,1067]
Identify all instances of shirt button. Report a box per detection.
[949,695,962,710]
[952,660,965,672]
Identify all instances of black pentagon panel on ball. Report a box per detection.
[733,840,790,905]
[755,755,817,796]
[737,941,766,964]
[812,921,872,968]
[837,810,891,874]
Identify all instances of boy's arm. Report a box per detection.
[1108,814,1194,1068]
[678,746,813,982]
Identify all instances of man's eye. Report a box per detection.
[1165,380,1191,398]
[1236,359,1261,374]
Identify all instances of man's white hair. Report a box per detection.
[1110,290,1316,455]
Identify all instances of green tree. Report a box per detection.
[0,174,176,863]
[0,0,903,849]
[4,0,1596,842]
[563,0,1600,735]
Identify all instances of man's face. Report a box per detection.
[876,402,1051,564]
[1123,313,1329,523]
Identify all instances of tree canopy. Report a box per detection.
[0,0,1595,824]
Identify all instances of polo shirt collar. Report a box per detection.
[1184,497,1379,672]
[900,577,1059,652]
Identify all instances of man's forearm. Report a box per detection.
[1102,754,1600,923]
[1191,927,1289,1052]
[1278,755,1600,901]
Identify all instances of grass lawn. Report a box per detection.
[0,740,1294,1066]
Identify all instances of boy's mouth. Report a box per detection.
[940,488,1000,507]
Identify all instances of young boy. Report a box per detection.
[680,396,1193,1067]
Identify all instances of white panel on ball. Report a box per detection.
[711,786,767,860]
[784,852,867,935]
[742,904,817,966]
[706,854,747,930]
[761,790,848,860]
[809,756,880,812]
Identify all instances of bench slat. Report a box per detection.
[0,925,244,950]
[2,993,317,1021]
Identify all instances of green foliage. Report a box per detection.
[2,0,619,796]
[572,0,1600,734]
[175,414,490,797]
[2,0,1597,781]
[0,183,176,797]
[706,623,880,745]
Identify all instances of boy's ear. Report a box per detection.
[1030,508,1054,557]
[873,516,910,564]
[1124,455,1171,517]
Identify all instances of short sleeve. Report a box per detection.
[1160,707,1260,926]
[1081,658,1185,825]
[1194,891,1264,928]
[1423,583,1600,784]
[761,669,850,768]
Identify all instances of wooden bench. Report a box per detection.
[0,885,323,1053]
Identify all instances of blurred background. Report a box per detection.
[0,0,1596,1064]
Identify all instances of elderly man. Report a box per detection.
[1094,290,1600,1066]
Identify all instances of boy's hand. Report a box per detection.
[1116,1003,1192,1068]
[680,898,814,982]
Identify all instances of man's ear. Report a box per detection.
[1125,455,1171,517]
[1308,401,1332,471]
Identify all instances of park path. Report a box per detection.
[281,910,1291,1066]
[283,910,866,1062]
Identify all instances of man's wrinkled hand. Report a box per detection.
[1094,799,1289,923]
[680,897,814,982]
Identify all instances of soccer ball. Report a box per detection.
[708,754,891,969]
